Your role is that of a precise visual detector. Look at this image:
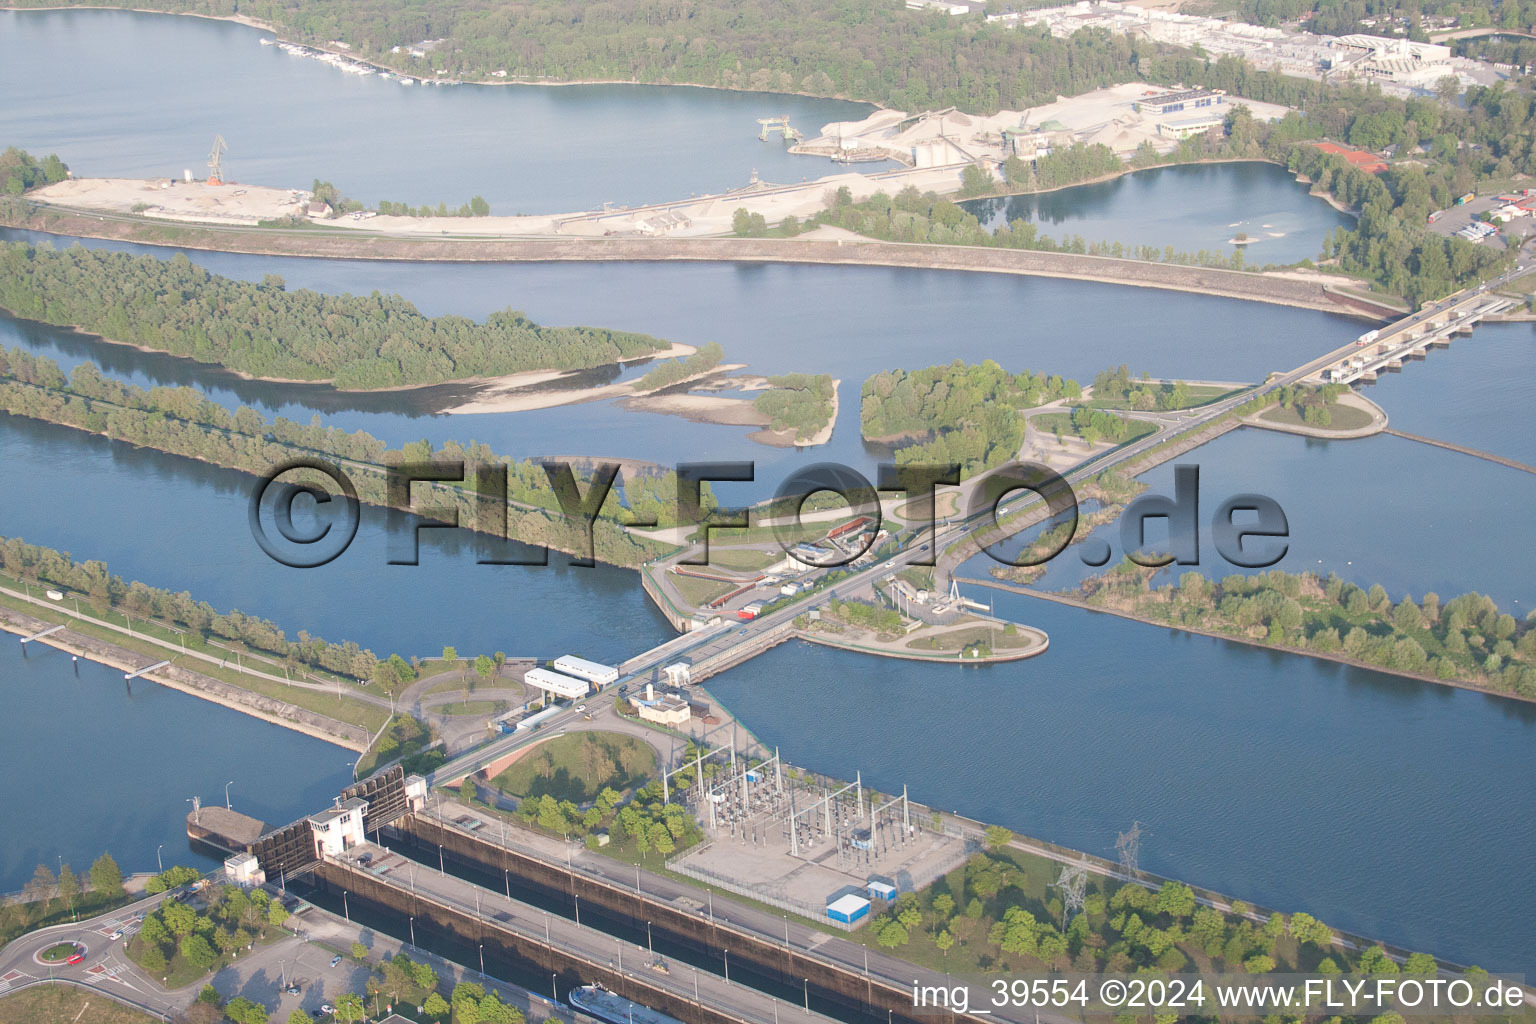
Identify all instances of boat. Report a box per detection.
[259,37,275,45]
[567,985,684,1024]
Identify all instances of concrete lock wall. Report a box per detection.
[312,859,738,1024]
[398,814,972,1024]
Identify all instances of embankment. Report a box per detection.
[0,602,370,748]
[4,202,1381,316]
[955,580,1536,706]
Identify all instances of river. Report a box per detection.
[1,4,1533,980]
[0,8,891,214]
[0,638,355,892]
[962,161,1355,265]
[704,604,1536,975]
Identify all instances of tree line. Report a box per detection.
[0,345,686,567]
[0,146,68,196]
[23,0,1178,113]
[635,341,723,390]
[0,240,670,389]
[807,179,1266,273]
[1081,566,1536,698]
[861,359,1080,473]
[1,853,124,946]
[1,533,385,681]
[868,844,1454,986]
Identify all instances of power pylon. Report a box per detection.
[1115,821,1143,881]
[207,135,228,185]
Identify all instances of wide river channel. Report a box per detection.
[0,7,1532,978]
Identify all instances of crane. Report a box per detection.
[207,134,228,185]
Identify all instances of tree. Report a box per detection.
[935,929,954,955]
[89,852,123,896]
[268,901,290,928]
[460,777,477,803]
[161,901,198,937]
[333,992,367,1023]
[1243,954,1277,973]
[984,825,1013,850]
[350,941,368,960]
[423,992,451,1021]
[224,996,269,1024]
[180,933,218,970]
[474,654,494,688]
[56,864,79,909]
[440,646,459,678]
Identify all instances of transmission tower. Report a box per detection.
[1053,859,1089,926]
[1115,821,1142,881]
[207,135,228,185]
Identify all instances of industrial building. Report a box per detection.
[552,655,618,687]
[826,893,872,925]
[1133,88,1224,116]
[524,667,591,700]
[633,683,692,727]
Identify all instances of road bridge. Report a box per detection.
[1312,290,1517,385]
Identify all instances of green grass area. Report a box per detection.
[0,585,389,737]
[1259,401,1375,431]
[669,572,738,608]
[491,731,657,804]
[905,623,1038,652]
[37,942,77,962]
[437,700,506,717]
[700,548,778,572]
[0,985,160,1024]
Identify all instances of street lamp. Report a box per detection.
[156,845,163,873]
[646,921,652,956]
[224,780,235,809]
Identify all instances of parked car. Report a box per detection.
[575,703,586,712]
[329,955,343,967]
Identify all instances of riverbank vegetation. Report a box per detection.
[0,346,684,566]
[753,373,836,441]
[0,533,390,683]
[0,147,68,196]
[0,853,125,947]
[635,341,723,390]
[1076,567,1536,698]
[808,180,1264,273]
[861,360,1080,472]
[862,845,1456,988]
[0,240,669,388]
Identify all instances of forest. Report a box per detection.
[0,345,686,567]
[8,0,1169,113]
[0,241,670,389]
[753,373,836,441]
[861,359,1080,472]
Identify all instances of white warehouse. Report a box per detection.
[524,667,591,700]
[552,655,619,687]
